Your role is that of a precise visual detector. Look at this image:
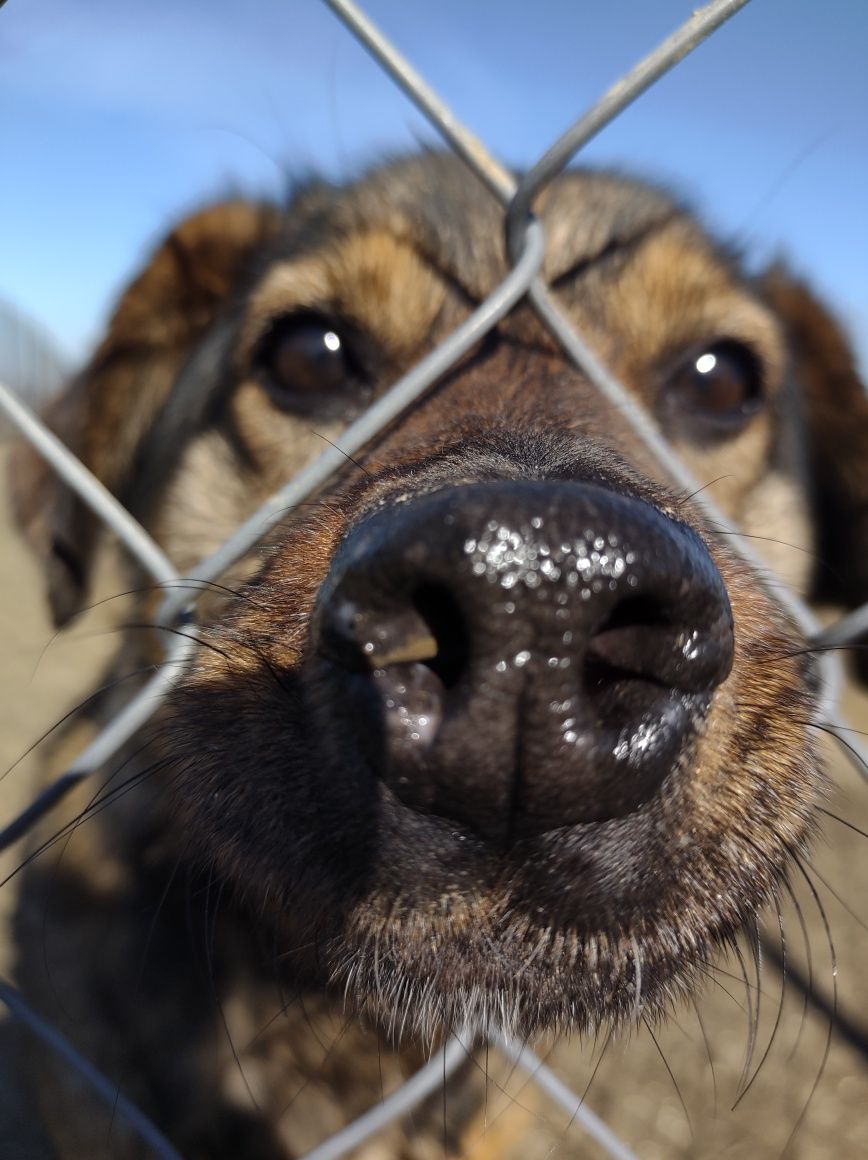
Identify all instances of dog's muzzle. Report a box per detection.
[313,481,733,844]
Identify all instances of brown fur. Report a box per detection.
[8,154,868,1158]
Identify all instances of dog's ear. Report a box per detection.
[761,266,868,613]
[9,199,279,627]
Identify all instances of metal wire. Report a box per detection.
[0,381,178,589]
[0,982,184,1160]
[503,0,752,261]
[302,1029,473,1160]
[0,632,195,852]
[323,0,512,203]
[492,1029,640,1160]
[3,0,868,1156]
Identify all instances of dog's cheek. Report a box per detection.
[228,380,348,485]
[737,469,813,593]
[154,517,365,916]
[697,565,822,864]
[157,670,379,959]
[151,388,346,580]
[154,431,271,575]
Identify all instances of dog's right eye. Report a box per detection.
[253,313,368,410]
[661,339,765,441]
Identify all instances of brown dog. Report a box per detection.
[9,154,868,1158]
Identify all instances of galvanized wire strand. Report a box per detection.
[301,1029,472,1160]
[0,380,178,589]
[491,1029,640,1160]
[813,604,868,651]
[321,0,868,777]
[0,379,193,853]
[0,981,184,1160]
[326,0,514,202]
[504,0,752,262]
[0,632,195,852]
[323,0,514,203]
[156,216,546,628]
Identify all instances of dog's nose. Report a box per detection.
[314,481,733,842]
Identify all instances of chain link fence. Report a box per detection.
[0,0,866,1156]
[0,298,67,438]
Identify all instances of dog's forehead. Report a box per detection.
[277,153,693,295]
[252,152,780,418]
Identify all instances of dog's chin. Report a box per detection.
[318,889,710,1043]
[270,782,798,1043]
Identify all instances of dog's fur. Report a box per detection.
[9,154,868,1158]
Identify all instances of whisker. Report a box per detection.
[200,870,264,1117]
[312,430,372,477]
[690,997,717,1111]
[711,529,827,564]
[458,1033,562,1158]
[801,720,868,777]
[775,855,837,1155]
[536,1029,615,1160]
[732,899,788,1107]
[642,1016,692,1136]
[1,747,165,890]
[818,808,868,842]
[805,860,868,936]
[730,940,758,1098]
[694,960,749,1013]
[673,475,732,505]
[779,879,814,1062]
[761,940,868,1060]
[0,665,160,786]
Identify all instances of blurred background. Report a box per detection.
[1,0,866,395]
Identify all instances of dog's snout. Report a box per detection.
[314,481,733,842]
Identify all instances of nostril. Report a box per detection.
[596,594,668,633]
[315,580,471,758]
[586,589,732,697]
[410,583,470,690]
[587,595,672,686]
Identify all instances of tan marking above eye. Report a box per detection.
[240,230,449,372]
[595,220,786,412]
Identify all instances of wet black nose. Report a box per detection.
[314,481,733,842]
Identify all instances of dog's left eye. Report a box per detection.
[664,340,764,429]
[253,313,367,409]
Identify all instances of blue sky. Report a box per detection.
[1,0,866,369]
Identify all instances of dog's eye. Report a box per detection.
[254,313,367,408]
[666,340,763,427]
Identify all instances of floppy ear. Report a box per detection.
[761,267,868,617]
[9,199,279,627]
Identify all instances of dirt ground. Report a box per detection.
[1,438,867,1160]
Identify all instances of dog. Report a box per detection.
[8,153,868,1158]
